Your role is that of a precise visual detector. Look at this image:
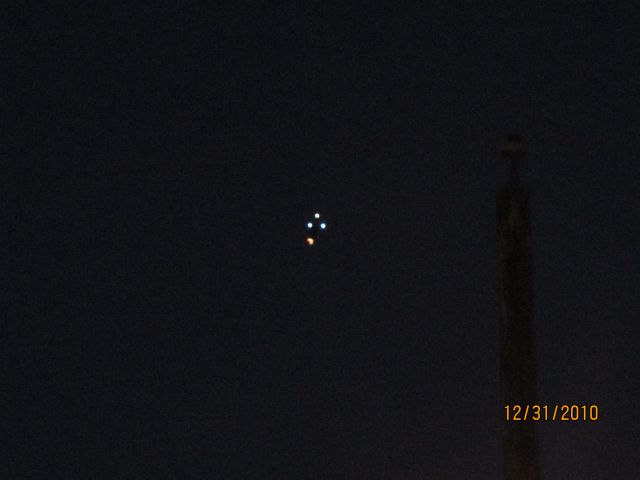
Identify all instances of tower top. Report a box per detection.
[501,134,526,184]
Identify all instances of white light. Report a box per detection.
[320,223,326,229]
[307,222,313,228]
[314,213,320,218]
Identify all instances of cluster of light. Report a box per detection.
[305,213,326,246]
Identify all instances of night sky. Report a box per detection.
[5,2,640,478]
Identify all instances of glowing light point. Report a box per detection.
[314,213,320,218]
[306,237,315,246]
[307,222,313,228]
[320,223,326,229]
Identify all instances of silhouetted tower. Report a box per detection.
[497,135,540,480]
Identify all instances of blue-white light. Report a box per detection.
[320,223,326,229]
[307,222,313,228]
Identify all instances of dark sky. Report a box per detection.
[5,2,640,478]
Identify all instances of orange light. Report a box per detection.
[306,237,315,245]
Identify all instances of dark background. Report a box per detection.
[5,2,639,478]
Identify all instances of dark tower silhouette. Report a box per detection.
[497,135,540,480]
